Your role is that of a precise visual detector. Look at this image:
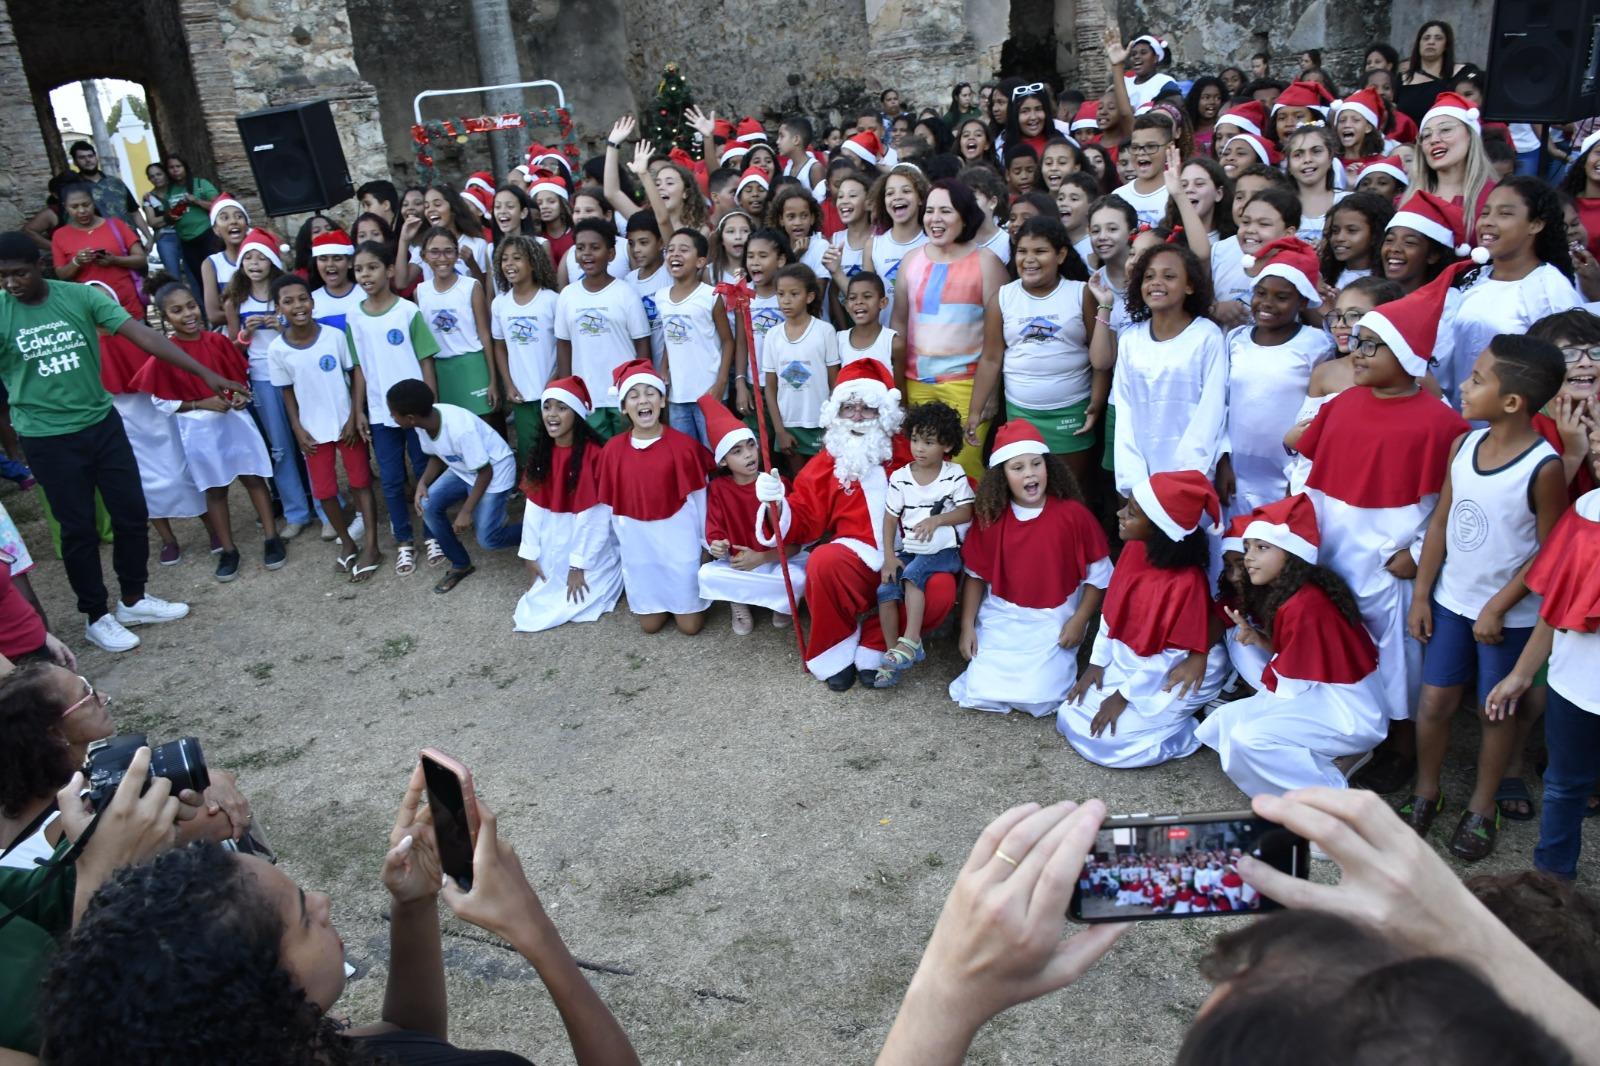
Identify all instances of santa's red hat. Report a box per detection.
[841,129,883,167]
[1387,189,1478,259]
[541,376,592,421]
[1221,513,1252,555]
[208,193,249,226]
[1071,101,1100,133]
[829,357,900,409]
[720,142,750,167]
[527,167,569,202]
[1133,470,1221,542]
[1356,155,1410,189]
[525,143,572,177]
[735,117,768,144]
[611,358,666,402]
[1356,258,1480,377]
[735,165,771,196]
[310,228,354,258]
[1273,80,1336,115]
[1129,33,1169,62]
[464,171,496,201]
[1222,132,1282,167]
[1420,90,1481,134]
[1216,100,1266,138]
[711,118,735,142]
[1243,493,1320,563]
[697,394,755,463]
[989,420,1048,466]
[238,227,283,269]
[1333,87,1384,132]
[1242,235,1321,302]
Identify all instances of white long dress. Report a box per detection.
[112,393,205,518]
[163,404,272,491]
[513,501,624,632]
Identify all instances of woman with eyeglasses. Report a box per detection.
[1404,91,1496,242]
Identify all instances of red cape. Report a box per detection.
[961,497,1109,608]
[1533,412,1597,502]
[1262,583,1378,689]
[1298,387,1468,508]
[128,332,247,402]
[593,427,713,521]
[99,333,150,395]
[706,475,788,551]
[1099,541,1212,657]
[521,442,600,513]
[1527,500,1600,633]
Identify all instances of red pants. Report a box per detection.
[802,542,957,678]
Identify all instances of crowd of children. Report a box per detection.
[1079,849,1259,915]
[14,21,1600,884]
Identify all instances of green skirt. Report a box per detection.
[1005,396,1094,454]
[434,352,493,415]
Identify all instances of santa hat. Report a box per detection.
[1273,80,1336,116]
[1071,101,1100,133]
[1222,132,1282,167]
[1332,87,1384,132]
[667,147,711,195]
[310,228,354,258]
[711,118,735,142]
[526,143,572,177]
[735,166,771,196]
[238,228,282,269]
[1221,513,1252,555]
[989,420,1049,467]
[527,167,569,201]
[464,171,496,202]
[1357,155,1410,189]
[697,394,756,463]
[208,193,249,225]
[829,357,900,409]
[735,117,768,144]
[1215,100,1266,138]
[1133,470,1221,542]
[1420,90,1481,134]
[720,142,750,167]
[1386,189,1478,259]
[1355,258,1480,377]
[1242,235,1321,302]
[610,358,666,402]
[540,376,591,421]
[841,129,883,167]
[1242,494,1320,564]
[1129,34,1168,62]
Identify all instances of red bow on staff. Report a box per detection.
[715,277,806,664]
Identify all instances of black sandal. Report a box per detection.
[1495,777,1536,822]
[432,565,475,594]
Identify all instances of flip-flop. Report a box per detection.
[433,565,475,594]
[350,556,383,584]
[334,551,357,573]
[1495,776,1536,822]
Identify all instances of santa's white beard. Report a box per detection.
[824,420,893,488]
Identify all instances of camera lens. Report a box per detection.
[149,737,210,795]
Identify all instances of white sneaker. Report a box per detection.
[348,512,366,542]
[320,519,337,541]
[85,613,140,652]
[114,594,191,627]
[279,521,306,540]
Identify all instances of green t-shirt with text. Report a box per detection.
[0,281,131,437]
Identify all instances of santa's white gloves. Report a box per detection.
[755,469,787,503]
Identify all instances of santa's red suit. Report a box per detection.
[756,361,957,683]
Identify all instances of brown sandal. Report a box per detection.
[432,565,475,594]
[1447,809,1499,862]
[1398,794,1443,837]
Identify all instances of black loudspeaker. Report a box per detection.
[1484,0,1600,121]
[234,101,353,215]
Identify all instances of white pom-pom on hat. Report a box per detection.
[1241,254,1257,270]
[1470,246,1491,264]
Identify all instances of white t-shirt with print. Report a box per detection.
[343,298,437,429]
[886,460,975,555]
[837,324,896,368]
[627,264,673,368]
[417,402,516,492]
[553,277,650,410]
[266,325,353,444]
[490,287,559,400]
[760,316,840,429]
[1111,182,1170,227]
[659,282,726,402]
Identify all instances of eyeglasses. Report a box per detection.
[837,401,880,416]
[1127,141,1171,156]
[1011,82,1047,100]
[61,675,107,718]
[424,247,458,258]
[1352,337,1386,357]
[1562,344,1600,364]
[1329,310,1367,327]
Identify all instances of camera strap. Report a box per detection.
[0,808,101,933]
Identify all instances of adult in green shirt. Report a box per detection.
[155,154,220,296]
[0,232,246,655]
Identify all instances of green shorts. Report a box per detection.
[785,424,825,457]
[434,352,493,415]
[1101,403,1117,472]
[586,408,628,440]
[1005,396,1094,454]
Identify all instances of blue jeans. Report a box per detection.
[668,401,709,448]
[369,422,427,543]
[249,379,326,526]
[1514,147,1541,177]
[0,452,30,483]
[1535,687,1600,879]
[420,472,519,568]
[877,547,962,604]
[154,230,192,289]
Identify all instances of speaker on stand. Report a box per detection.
[235,101,354,215]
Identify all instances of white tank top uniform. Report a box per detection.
[1434,429,1559,630]
[997,278,1091,411]
[829,230,872,284]
[837,324,896,368]
[207,249,239,290]
[980,228,1011,267]
[238,294,278,380]
[417,275,485,357]
[871,230,929,327]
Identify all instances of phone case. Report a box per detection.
[419,747,479,838]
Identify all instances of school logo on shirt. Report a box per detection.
[1019,316,1061,343]
[577,310,607,336]
[641,295,660,325]
[883,259,902,282]
[444,454,464,465]
[1449,499,1490,551]
[845,264,862,278]
[663,313,691,344]
[386,328,405,345]
[14,319,86,377]
[508,316,538,344]
[752,307,782,336]
[318,354,338,372]
[779,359,813,391]
[431,309,460,334]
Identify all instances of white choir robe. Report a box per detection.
[1224,624,1271,692]
[949,560,1113,717]
[158,402,273,491]
[1056,629,1230,768]
[698,552,809,614]
[513,501,623,632]
[112,392,204,519]
[1110,318,1230,496]
[1284,391,1337,495]
[576,492,710,616]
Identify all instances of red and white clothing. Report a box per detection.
[1526,489,1600,713]
[1055,542,1228,767]
[1111,317,1229,495]
[1225,324,1333,514]
[949,498,1112,716]
[514,443,624,632]
[1197,584,1387,796]
[1295,387,1469,718]
[576,428,713,616]
[99,334,204,520]
[698,475,808,613]
[131,332,272,491]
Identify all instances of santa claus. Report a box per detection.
[755,360,958,690]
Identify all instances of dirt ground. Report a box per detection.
[10,479,1591,1065]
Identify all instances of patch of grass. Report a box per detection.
[112,697,181,738]
[923,852,945,869]
[224,738,316,771]
[376,635,416,661]
[643,870,709,898]
[395,686,435,703]
[843,753,885,771]
[610,683,649,704]
[542,667,558,680]
[493,675,518,690]
[625,652,646,670]
[607,868,709,907]
[246,661,275,683]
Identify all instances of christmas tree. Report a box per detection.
[648,62,694,152]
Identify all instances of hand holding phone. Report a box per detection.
[382,762,442,904]
[420,749,478,891]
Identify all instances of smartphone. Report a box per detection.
[419,748,478,891]
[1068,810,1308,923]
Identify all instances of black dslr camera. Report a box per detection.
[84,733,210,812]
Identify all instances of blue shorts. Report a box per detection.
[1420,598,1535,703]
[877,547,962,604]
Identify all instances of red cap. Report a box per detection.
[697,395,755,462]
[1216,100,1267,137]
[1274,80,1336,113]
[1134,470,1222,541]
[541,376,592,420]
[611,358,666,401]
[829,357,898,408]
[1387,189,1473,258]
[1241,235,1321,302]
[1242,494,1321,563]
[1222,131,1282,167]
[841,129,883,166]
[1334,87,1384,132]
[989,420,1049,467]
